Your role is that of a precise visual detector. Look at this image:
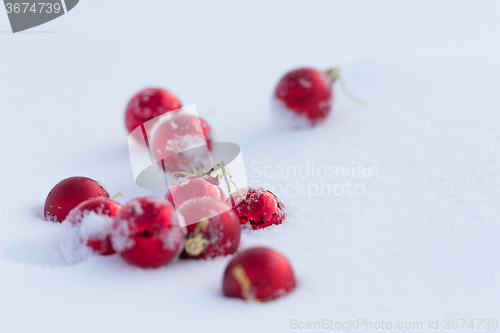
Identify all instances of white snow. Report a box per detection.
[172,176,191,187]
[1,1,500,332]
[59,211,113,264]
[161,204,186,251]
[59,217,94,264]
[160,225,185,252]
[270,97,314,129]
[110,217,134,252]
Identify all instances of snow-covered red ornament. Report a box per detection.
[111,197,185,268]
[223,247,296,301]
[228,187,285,230]
[60,198,122,263]
[125,87,181,137]
[273,67,338,127]
[151,111,213,174]
[165,175,226,208]
[44,177,110,222]
[178,197,240,259]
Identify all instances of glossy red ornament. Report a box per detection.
[273,67,333,126]
[178,197,240,259]
[165,175,226,208]
[111,197,185,268]
[228,187,285,230]
[44,177,110,222]
[151,111,213,174]
[125,87,181,136]
[223,247,296,301]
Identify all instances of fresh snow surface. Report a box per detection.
[1,1,500,332]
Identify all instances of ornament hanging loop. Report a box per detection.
[208,161,248,204]
[325,68,366,106]
[111,192,124,199]
[325,68,340,82]
[232,265,257,302]
[184,219,209,256]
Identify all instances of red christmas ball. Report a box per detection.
[111,197,185,268]
[44,177,110,222]
[125,87,181,136]
[60,198,122,263]
[223,247,296,301]
[273,67,333,126]
[178,197,240,259]
[151,111,213,174]
[228,187,285,230]
[165,175,226,208]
